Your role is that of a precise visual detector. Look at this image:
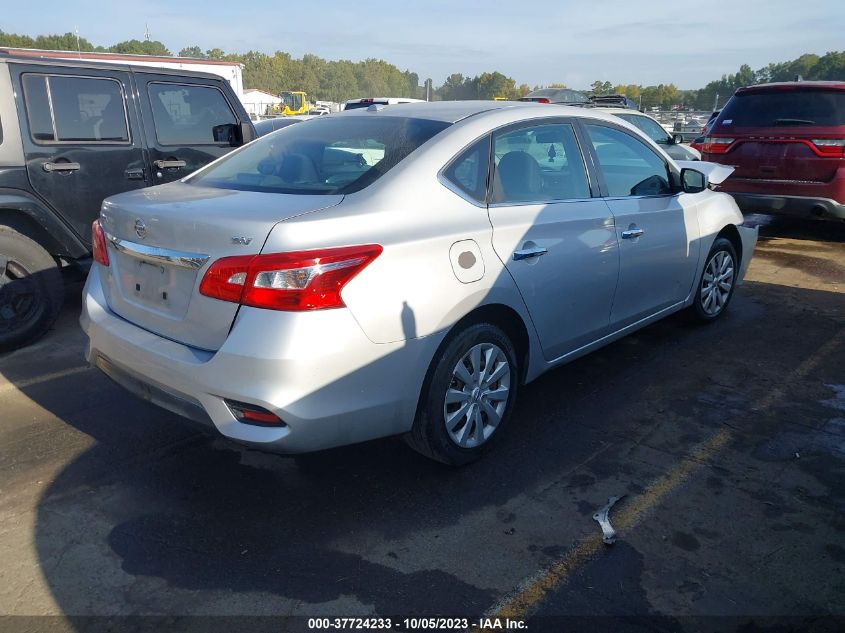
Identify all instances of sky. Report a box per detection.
[3,0,843,89]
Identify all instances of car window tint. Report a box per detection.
[719,90,845,127]
[491,123,590,203]
[443,136,490,203]
[149,83,237,145]
[22,74,129,143]
[586,124,672,197]
[189,116,450,195]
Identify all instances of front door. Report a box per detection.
[582,123,700,329]
[13,64,149,244]
[135,75,241,184]
[487,121,619,361]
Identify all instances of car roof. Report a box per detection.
[737,81,845,94]
[337,99,638,126]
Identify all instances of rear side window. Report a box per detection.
[719,90,845,127]
[189,116,450,195]
[586,124,672,197]
[21,74,129,143]
[443,136,490,203]
[148,83,237,145]
[491,123,590,203]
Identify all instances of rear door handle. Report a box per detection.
[153,159,187,169]
[42,161,80,173]
[513,247,548,261]
[621,226,644,239]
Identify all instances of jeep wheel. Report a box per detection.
[0,227,64,352]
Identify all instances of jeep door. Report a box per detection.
[135,74,241,184]
[12,63,149,244]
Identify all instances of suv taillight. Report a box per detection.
[199,244,382,311]
[702,137,736,154]
[811,139,845,156]
[92,219,109,266]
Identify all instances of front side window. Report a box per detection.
[491,123,590,203]
[148,83,237,145]
[586,124,672,197]
[616,113,670,144]
[442,136,490,203]
[22,74,129,143]
[189,116,450,195]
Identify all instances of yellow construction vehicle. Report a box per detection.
[279,91,310,116]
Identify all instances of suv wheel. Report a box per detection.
[0,227,64,352]
[407,323,519,466]
[689,237,737,323]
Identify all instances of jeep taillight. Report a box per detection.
[199,245,382,311]
[92,219,109,267]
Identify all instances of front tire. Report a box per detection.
[407,323,519,466]
[689,236,737,323]
[0,227,64,352]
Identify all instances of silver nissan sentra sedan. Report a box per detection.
[81,101,757,465]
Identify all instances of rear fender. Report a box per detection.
[0,188,88,258]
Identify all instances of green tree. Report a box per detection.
[110,39,170,56]
[178,46,205,58]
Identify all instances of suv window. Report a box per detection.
[148,83,237,145]
[719,90,845,127]
[189,116,450,195]
[491,123,590,203]
[443,136,490,203]
[22,74,129,143]
[586,124,672,197]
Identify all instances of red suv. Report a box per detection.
[701,81,845,220]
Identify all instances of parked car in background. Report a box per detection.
[701,81,845,220]
[518,87,589,105]
[595,108,701,160]
[343,97,424,110]
[588,94,640,109]
[0,52,255,351]
[81,101,756,465]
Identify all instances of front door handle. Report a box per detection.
[153,159,187,169]
[621,226,645,239]
[513,246,548,261]
[42,161,80,173]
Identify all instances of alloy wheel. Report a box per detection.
[0,258,42,335]
[700,250,735,316]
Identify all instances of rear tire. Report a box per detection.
[689,236,737,323]
[0,227,64,352]
[406,322,519,466]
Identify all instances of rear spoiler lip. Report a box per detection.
[675,160,734,185]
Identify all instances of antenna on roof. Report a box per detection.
[144,23,152,42]
[74,26,81,58]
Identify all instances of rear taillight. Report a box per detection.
[536,98,551,104]
[702,137,736,154]
[92,219,109,266]
[199,244,382,311]
[811,139,845,156]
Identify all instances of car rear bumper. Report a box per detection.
[80,266,438,454]
[729,193,845,220]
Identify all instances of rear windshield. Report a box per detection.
[189,116,450,195]
[344,101,382,110]
[718,90,845,127]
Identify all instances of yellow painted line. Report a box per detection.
[485,327,845,624]
[0,366,92,396]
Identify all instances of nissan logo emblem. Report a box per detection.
[134,219,147,239]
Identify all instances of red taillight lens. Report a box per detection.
[811,139,845,156]
[91,219,109,266]
[537,98,551,104]
[702,137,736,154]
[199,244,382,311]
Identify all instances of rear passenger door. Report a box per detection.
[12,64,148,243]
[583,123,700,328]
[485,120,620,361]
[135,75,240,184]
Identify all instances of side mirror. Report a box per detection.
[681,168,707,193]
[212,122,257,146]
[672,134,685,145]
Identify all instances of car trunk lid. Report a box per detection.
[98,182,343,350]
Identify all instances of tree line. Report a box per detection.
[1,30,841,109]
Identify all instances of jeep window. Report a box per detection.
[148,83,237,145]
[188,116,450,195]
[21,74,129,144]
[719,90,845,127]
